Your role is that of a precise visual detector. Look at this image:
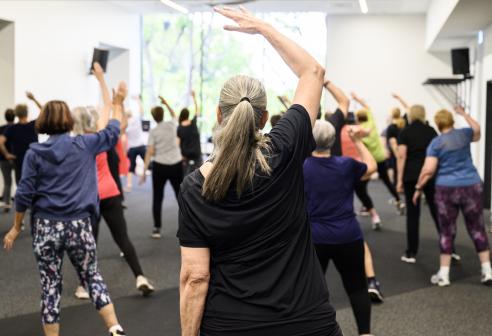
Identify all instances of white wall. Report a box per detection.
[0,1,141,117]
[325,14,451,131]
[425,0,460,50]
[0,20,15,122]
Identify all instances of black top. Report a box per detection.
[399,120,438,182]
[3,121,38,167]
[178,105,338,336]
[177,116,202,160]
[327,108,345,156]
[0,124,13,161]
[386,123,400,160]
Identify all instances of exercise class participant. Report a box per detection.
[141,96,183,239]
[177,7,341,336]
[305,120,375,335]
[414,106,492,287]
[3,66,127,336]
[352,92,404,218]
[322,80,349,156]
[178,90,203,176]
[125,95,147,191]
[396,104,440,264]
[0,92,41,183]
[385,107,405,187]
[0,108,15,211]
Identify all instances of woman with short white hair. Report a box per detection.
[304,119,377,336]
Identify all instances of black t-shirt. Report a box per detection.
[327,108,345,156]
[177,105,338,336]
[386,124,400,159]
[399,120,437,182]
[4,121,38,167]
[0,123,13,161]
[177,116,202,160]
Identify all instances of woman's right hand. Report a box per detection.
[92,62,105,82]
[3,227,20,251]
[214,6,266,35]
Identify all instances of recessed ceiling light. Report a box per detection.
[160,0,189,14]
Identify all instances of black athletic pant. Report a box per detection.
[403,180,440,255]
[152,161,183,229]
[377,161,400,201]
[91,196,143,277]
[315,240,371,335]
[354,179,374,210]
[107,148,124,199]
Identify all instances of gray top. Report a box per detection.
[148,119,182,165]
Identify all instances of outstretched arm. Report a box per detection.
[324,80,349,116]
[92,62,113,131]
[350,92,370,110]
[215,6,325,126]
[191,90,200,119]
[455,106,480,142]
[391,93,410,112]
[26,91,43,110]
[159,96,176,120]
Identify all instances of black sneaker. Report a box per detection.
[401,251,417,264]
[368,277,384,303]
[109,330,126,335]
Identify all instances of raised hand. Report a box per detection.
[92,62,105,82]
[214,6,265,34]
[454,105,466,116]
[113,81,128,105]
[158,96,167,105]
[26,91,35,101]
[191,90,196,98]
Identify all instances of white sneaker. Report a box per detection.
[451,253,461,262]
[371,216,381,231]
[430,273,450,287]
[74,286,90,299]
[136,275,155,297]
[481,272,492,286]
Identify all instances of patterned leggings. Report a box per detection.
[435,183,490,254]
[32,217,112,324]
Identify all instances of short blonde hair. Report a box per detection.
[313,120,336,152]
[434,109,454,132]
[409,105,426,123]
[391,107,401,119]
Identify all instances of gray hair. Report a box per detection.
[313,119,336,152]
[71,106,99,135]
[202,75,271,202]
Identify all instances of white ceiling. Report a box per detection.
[110,0,431,14]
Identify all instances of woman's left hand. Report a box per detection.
[412,190,421,206]
[3,227,21,251]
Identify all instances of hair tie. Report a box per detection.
[240,97,250,103]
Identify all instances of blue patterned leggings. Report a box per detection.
[435,183,490,255]
[32,217,112,324]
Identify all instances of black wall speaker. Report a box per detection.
[89,48,109,73]
[451,48,470,76]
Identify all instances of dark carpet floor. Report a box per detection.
[1,179,492,335]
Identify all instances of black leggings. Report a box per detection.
[403,180,440,255]
[152,161,183,229]
[315,240,371,335]
[354,179,374,210]
[377,161,400,201]
[107,148,124,199]
[92,196,143,277]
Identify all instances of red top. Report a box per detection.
[116,136,130,176]
[96,152,121,200]
[341,126,361,161]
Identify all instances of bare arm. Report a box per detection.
[180,247,210,336]
[139,145,155,185]
[92,62,112,131]
[215,6,325,126]
[412,157,438,205]
[349,127,376,180]
[391,93,410,112]
[351,92,370,110]
[3,212,25,251]
[389,137,399,160]
[324,81,349,116]
[396,144,407,193]
[455,106,480,142]
[191,90,200,118]
[26,91,43,110]
[159,96,176,120]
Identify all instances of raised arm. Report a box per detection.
[26,91,43,110]
[351,92,370,110]
[324,80,349,116]
[391,93,410,112]
[191,90,200,118]
[455,106,480,142]
[349,126,376,180]
[159,96,176,120]
[180,247,210,336]
[215,6,325,126]
[92,62,112,131]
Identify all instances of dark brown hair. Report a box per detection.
[14,104,28,119]
[151,106,164,123]
[179,108,190,123]
[4,108,15,122]
[35,100,74,135]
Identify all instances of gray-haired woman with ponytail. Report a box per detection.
[177,6,341,336]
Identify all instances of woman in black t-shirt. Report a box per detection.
[177,7,341,336]
[177,90,203,176]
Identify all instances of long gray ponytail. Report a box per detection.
[202,75,271,202]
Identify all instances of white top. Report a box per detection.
[148,119,182,165]
[126,116,145,148]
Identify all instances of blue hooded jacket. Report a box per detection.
[15,120,120,221]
